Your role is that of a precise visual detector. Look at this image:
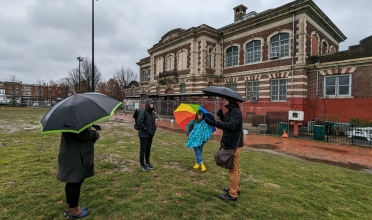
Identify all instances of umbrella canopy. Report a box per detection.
[202,86,245,102]
[173,103,216,132]
[40,92,122,134]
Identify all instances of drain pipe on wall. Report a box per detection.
[221,32,224,86]
[291,13,295,109]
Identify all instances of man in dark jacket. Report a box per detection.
[58,126,100,218]
[205,98,243,201]
[137,99,157,172]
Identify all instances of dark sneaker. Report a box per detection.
[146,164,156,170]
[224,187,240,195]
[219,193,237,201]
[141,166,149,172]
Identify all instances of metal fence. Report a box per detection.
[123,97,221,119]
[274,119,372,147]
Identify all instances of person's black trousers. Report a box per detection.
[140,136,153,166]
[65,178,85,208]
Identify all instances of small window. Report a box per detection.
[131,86,135,96]
[246,41,261,63]
[270,33,289,58]
[225,82,237,91]
[156,86,160,95]
[141,70,147,82]
[180,83,186,93]
[324,75,351,97]
[226,46,238,67]
[270,79,287,101]
[246,81,259,101]
[148,70,151,81]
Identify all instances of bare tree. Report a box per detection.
[80,58,102,92]
[58,78,72,99]
[113,66,138,88]
[9,75,20,105]
[67,68,80,93]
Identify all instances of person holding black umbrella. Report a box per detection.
[136,99,157,172]
[204,97,243,201]
[58,125,100,218]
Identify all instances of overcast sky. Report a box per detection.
[1,0,371,84]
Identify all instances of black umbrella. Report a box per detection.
[202,86,245,102]
[40,92,122,134]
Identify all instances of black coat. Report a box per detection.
[57,128,99,183]
[137,100,156,138]
[215,106,243,150]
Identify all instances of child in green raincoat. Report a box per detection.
[186,110,212,172]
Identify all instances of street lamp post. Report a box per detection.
[77,57,84,92]
[314,60,321,118]
[92,0,98,92]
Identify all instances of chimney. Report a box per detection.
[233,4,248,22]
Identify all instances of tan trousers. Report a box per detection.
[228,147,242,198]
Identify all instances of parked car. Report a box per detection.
[33,103,39,107]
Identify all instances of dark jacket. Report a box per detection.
[215,105,243,150]
[57,127,99,183]
[137,99,156,138]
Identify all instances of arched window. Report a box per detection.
[180,83,186,93]
[226,46,238,67]
[246,40,261,63]
[156,58,163,75]
[141,70,147,82]
[322,41,328,54]
[330,46,336,53]
[166,55,174,71]
[270,33,289,58]
[178,50,187,70]
[208,48,214,68]
[311,34,319,56]
[156,85,160,95]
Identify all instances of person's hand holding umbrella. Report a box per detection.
[204,116,218,127]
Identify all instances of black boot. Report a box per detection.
[219,193,237,201]
[224,188,240,195]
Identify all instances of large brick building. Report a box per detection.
[126,0,372,122]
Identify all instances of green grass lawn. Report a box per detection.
[1,107,372,220]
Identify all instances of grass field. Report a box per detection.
[1,107,372,220]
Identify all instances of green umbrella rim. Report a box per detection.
[40,102,122,134]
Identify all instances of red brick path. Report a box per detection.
[113,113,372,170]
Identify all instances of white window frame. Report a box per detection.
[270,79,287,101]
[246,41,261,63]
[226,46,238,67]
[141,70,147,82]
[270,33,289,58]
[246,81,259,101]
[225,82,237,91]
[323,75,352,97]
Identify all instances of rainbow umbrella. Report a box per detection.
[173,103,216,132]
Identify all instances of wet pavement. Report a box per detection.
[113,113,372,172]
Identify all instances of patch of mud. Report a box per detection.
[96,153,134,168]
[264,182,281,188]
[242,174,258,183]
[163,161,183,171]
[0,143,9,147]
